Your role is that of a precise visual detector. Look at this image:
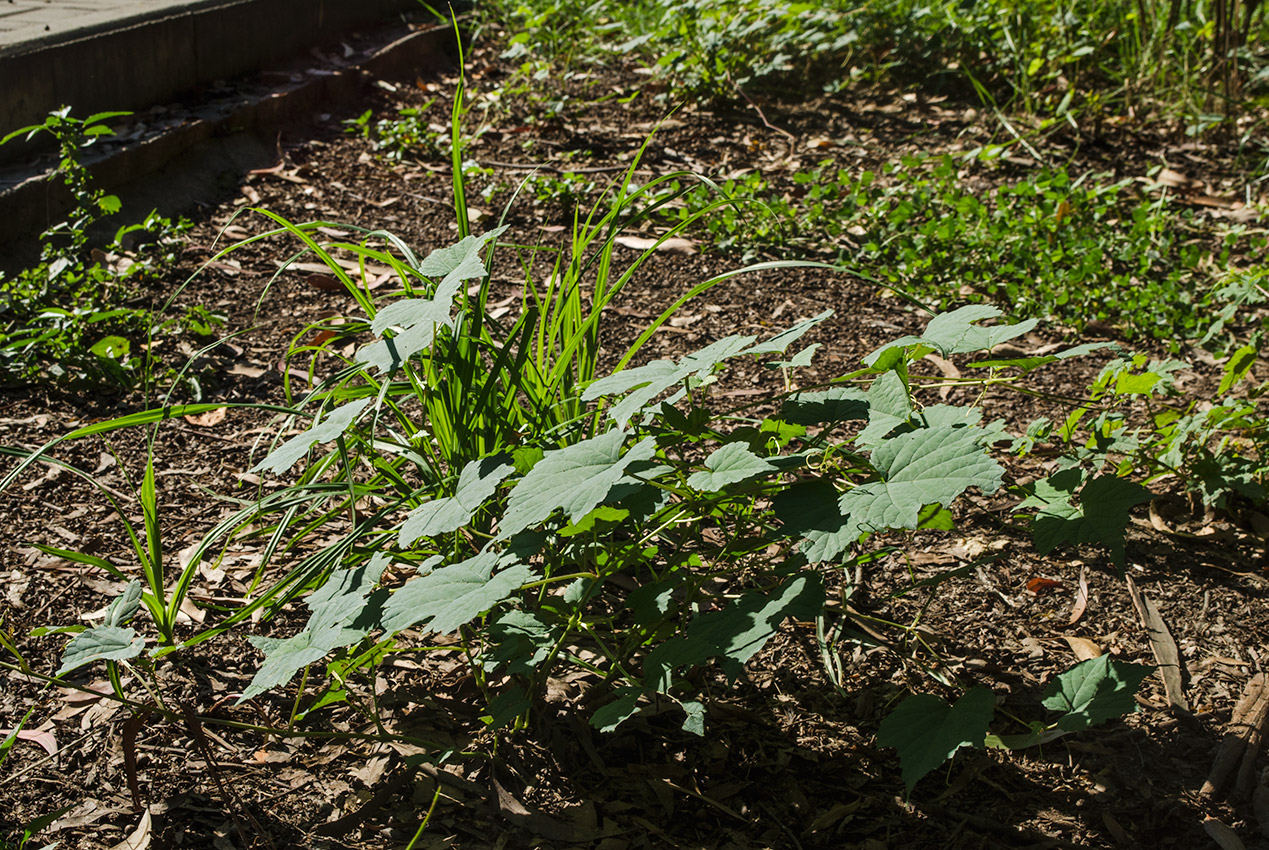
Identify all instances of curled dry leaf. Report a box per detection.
[1026,577,1063,595]
[1063,636,1103,661]
[613,235,698,255]
[183,408,226,428]
[1068,565,1089,625]
[0,727,57,756]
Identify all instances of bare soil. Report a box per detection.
[1,24,1267,850]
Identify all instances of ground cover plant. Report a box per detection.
[0,109,209,393]
[1,5,1269,850]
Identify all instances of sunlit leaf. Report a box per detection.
[58,625,145,675]
[1042,655,1154,731]
[253,398,373,475]
[380,549,535,635]
[686,442,776,490]
[400,455,515,546]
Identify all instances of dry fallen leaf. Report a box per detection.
[1202,816,1246,850]
[183,408,226,428]
[613,235,698,255]
[0,727,57,756]
[1063,636,1103,661]
[1026,577,1063,595]
[108,808,152,850]
[1068,565,1089,625]
[307,273,345,292]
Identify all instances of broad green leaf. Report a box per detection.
[253,398,373,474]
[772,343,820,369]
[1042,655,1154,732]
[104,580,143,628]
[780,386,869,426]
[399,455,515,546]
[498,431,656,539]
[679,700,706,736]
[591,687,642,732]
[357,297,456,374]
[742,309,833,355]
[379,549,535,635]
[415,226,506,276]
[864,306,1037,366]
[484,610,556,675]
[1020,470,1150,569]
[238,554,392,701]
[584,336,755,426]
[840,426,1004,537]
[855,371,911,448]
[877,686,996,793]
[644,574,824,690]
[89,335,130,359]
[1218,341,1258,395]
[686,442,776,490]
[58,625,145,675]
[771,478,856,563]
[485,687,531,729]
[628,577,679,626]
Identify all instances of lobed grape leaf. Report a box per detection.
[686,442,776,490]
[864,305,1038,367]
[742,309,833,355]
[57,625,146,675]
[771,478,856,563]
[399,454,515,546]
[1020,469,1151,569]
[104,579,142,628]
[497,430,656,539]
[1042,655,1154,732]
[238,553,392,702]
[379,549,536,636]
[254,397,373,475]
[877,686,996,793]
[840,426,1004,538]
[780,386,869,426]
[855,371,912,448]
[583,336,756,426]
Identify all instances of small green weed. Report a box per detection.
[0,108,200,391]
[344,101,447,162]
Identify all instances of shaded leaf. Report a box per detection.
[1042,655,1154,732]
[781,386,869,426]
[877,686,996,793]
[591,687,642,732]
[772,478,856,563]
[855,371,911,448]
[1020,470,1151,569]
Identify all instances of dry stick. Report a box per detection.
[180,701,273,850]
[1235,673,1269,799]
[1202,673,1269,799]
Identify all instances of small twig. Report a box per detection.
[180,701,273,850]
[478,160,630,174]
[726,72,796,144]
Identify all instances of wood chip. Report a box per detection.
[1202,673,1269,799]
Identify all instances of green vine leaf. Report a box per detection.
[644,573,824,691]
[780,386,869,426]
[104,579,143,628]
[238,554,392,702]
[379,549,536,635]
[253,398,373,475]
[877,685,997,794]
[57,625,145,676]
[741,309,833,355]
[864,305,1038,367]
[399,455,515,546]
[583,336,755,426]
[1020,469,1151,569]
[772,478,856,563]
[855,371,912,448]
[1042,655,1154,732]
[591,687,643,733]
[840,426,1004,537]
[498,431,656,539]
[686,442,776,490]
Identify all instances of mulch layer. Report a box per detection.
[1,19,1268,850]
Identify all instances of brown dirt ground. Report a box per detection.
[2,21,1268,850]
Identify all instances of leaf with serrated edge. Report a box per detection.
[379,549,536,635]
[498,431,656,540]
[104,580,143,628]
[1042,655,1154,731]
[771,479,855,563]
[877,686,996,793]
[686,442,776,490]
[584,336,755,426]
[840,427,1003,537]
[855,371,911,448]
[1021,471,1150,569]
[254,398,373,475]
[400,455,515,546]
[58,625,145,675]
[781,386,869,426]
[591,687,642,732]
[415,226,506,276]
[864,305,1038,366]
[742,309,833,355]
[238,554,391,701]
[644,574,823,691]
